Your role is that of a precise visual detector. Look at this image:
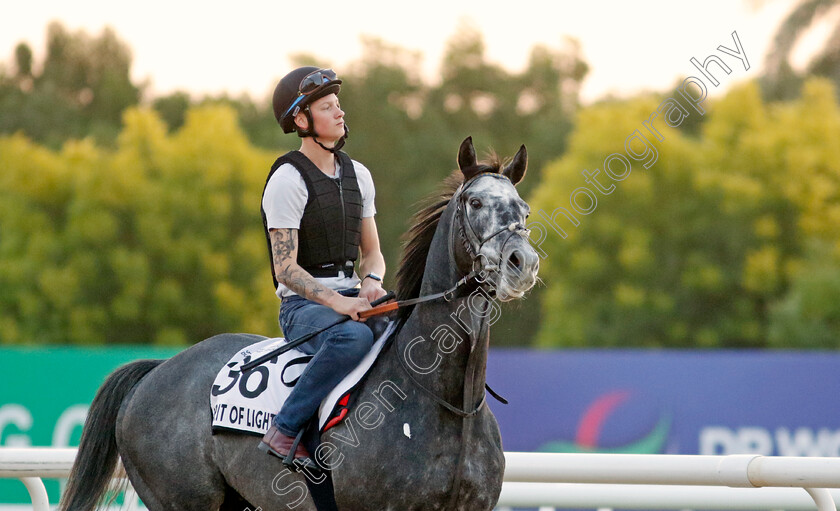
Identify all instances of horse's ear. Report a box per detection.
[458,136,479,179]
[503,145,528,185]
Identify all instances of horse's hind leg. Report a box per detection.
[121,452,227,511]
[117,389,228,510]
[114,335,259,510]
[120,454,167,511]
[118,431,228,511]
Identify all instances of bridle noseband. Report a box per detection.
[453,172,531,278]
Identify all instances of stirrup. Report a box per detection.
[283,429,305,467]
[257,429,320,473]
[283,429,320,473]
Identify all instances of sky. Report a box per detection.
[0,0,832,104]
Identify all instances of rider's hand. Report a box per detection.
[328,294,372,322]
[359,278,387,304]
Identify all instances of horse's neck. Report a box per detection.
[395,205,490,409]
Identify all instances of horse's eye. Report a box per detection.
[469,198,482,209]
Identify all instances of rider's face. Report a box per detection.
[298,93,345,142]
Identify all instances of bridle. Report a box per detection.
[395,172,530,416]
[370,173,531,314]
[453,172,531,279]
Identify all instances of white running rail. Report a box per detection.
[2,448,840,510]
[500,452,840,510]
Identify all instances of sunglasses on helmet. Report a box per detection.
[298,68,337,95]
[283,69,338,119]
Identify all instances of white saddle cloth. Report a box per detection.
[210,321,396,435]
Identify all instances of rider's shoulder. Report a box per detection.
[350,159,374,182]
[265,163,306,199]
[269,162,306,183]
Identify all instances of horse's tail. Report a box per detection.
[59,359,164,511]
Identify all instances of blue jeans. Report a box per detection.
[272,288,375,436]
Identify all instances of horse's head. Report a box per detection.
[452,136,539,301]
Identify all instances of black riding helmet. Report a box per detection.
[273,67,345,136]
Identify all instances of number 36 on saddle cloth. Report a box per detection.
[209,320,398,436]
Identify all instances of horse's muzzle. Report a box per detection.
[495,242,539,301]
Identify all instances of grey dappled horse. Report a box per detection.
[60,137,539,511]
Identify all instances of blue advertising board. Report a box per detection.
[486,349,840,456]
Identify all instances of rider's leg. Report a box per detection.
[261,289,375,462]
[274,315,374,436]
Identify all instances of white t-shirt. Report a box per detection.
[262,158,377,299]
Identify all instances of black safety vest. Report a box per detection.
[261,150,364,288]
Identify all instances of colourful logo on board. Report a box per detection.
[538,390,671,454]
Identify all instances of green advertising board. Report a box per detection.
[0,346,181,505]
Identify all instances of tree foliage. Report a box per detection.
[761,0,840,100]
[0,106,278,345]
[0,22,141,148]
[531,79,840,349]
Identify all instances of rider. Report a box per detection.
[259,67,388,465]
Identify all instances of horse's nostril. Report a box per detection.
[508,250,523,271]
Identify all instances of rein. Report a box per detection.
[395,345,487,417]
[357,269,481,319]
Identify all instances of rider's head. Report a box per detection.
[273,67,349,151]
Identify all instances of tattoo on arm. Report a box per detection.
[271,228,297,265]
[270,229,334,303]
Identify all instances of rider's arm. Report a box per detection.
[357,217,387,302]
[270,228,335,304]
[270,228,370,319]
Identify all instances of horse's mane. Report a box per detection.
[394,154,504,310]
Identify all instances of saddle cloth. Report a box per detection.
[210,320,397,435]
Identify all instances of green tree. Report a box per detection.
[763,79,840,348]
[531,80,840,349]
[0,22,141,148]
[14,42,33,78]
[0,106,279,346]
[761,0,840,100]
[152,91,191,132]
[338,37,432,270]
[769,241,840,348]
[426,21,587,198]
